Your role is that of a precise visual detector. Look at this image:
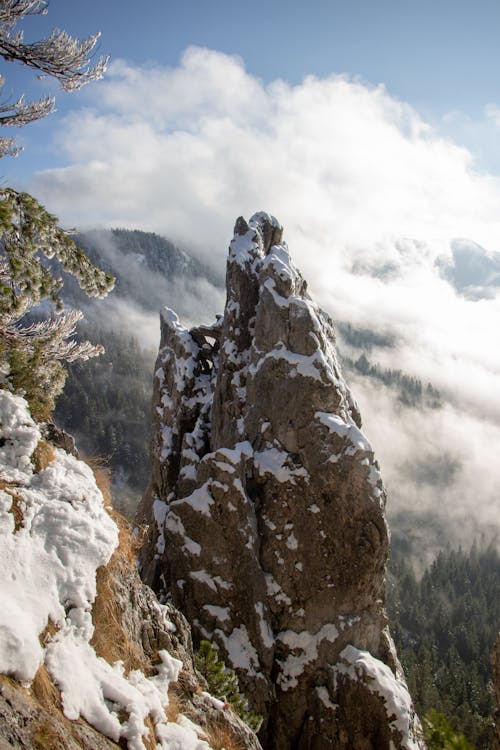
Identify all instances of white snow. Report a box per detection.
[315,411,371,453]
[153,497,168,555]
[160,424,175,460]
[0,392,41,483]
[215,625,260,675]
[249,210,281,230]
[190,569,217,591]
[155,718,211,750]
[201,690,225,710]
[171,483,214,518]
[213,459,236,474]
[179,463,197,480]
[315,686,338,711]
[254,447,308,484]
[336,645,423,750]
[203,605,231,623]
[0,392,215,750]
[208,441,253,466]
[250,346,330,382]
[255,601,274,649]
[229,227,258,266]
[164,512,201,556]
[264,515,277,530]
[260,244,300,289]
[0,394,118,682]
[276,624,339,690]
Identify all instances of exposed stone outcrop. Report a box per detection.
[138,213,423,749]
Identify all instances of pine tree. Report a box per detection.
[0,3,113,419]
[422,709,476,750]
[194,640,263,732]
[0,190,114,419]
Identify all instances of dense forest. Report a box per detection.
[387,546,500,749]
[54,322,155,515]
[337,322,442,409]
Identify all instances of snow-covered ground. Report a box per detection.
[0,391,211,750]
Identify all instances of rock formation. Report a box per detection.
[0,390,260,750]
[138,212,423,749]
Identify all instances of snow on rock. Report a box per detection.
[253,447,309,484]
[315,410,372,457]
[0,392,118,682]
[214,625,260,675]
[0,392,41,483]
[336,645,423,750]
[0,392,242,750]
[277,624,339,690]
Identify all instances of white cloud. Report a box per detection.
[31,47,500,551]
[33,47,500,256]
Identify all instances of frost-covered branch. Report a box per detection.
[0,188,114,419]
[0,0,108,156]
[1,309,104,362]
[0,188,114,319]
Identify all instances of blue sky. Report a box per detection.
[12,0,500,109]
[4,0,500,182]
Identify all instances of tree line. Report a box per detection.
[387,545,500,749]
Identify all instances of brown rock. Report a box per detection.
[138,213,422,749]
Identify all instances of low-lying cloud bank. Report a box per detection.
[32,47,500,554]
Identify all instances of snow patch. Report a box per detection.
[172,483,214,517]
[0,393,213,750]
[254,447,308,484]
[255,601,274,649]
[315,411,372,454]
[215,625,260,675]
[315,685,338,711]
[0,392,40,483]
[153,497,168,555]
[277,624,339,690]
[203,605,231,623]
[336,645,423,750]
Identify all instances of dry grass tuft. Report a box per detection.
[204,721,247,750]
[39,619,59,647]
[166,686,184,723]
[83,456,113,505]
[32,718,67,749]
[90,553,147,675]
[32,440,55,473]
[6,489,24,532]
[31,664,61,713]
[86,456,149,675]
[0,480,25,531]
[142,716,157,750]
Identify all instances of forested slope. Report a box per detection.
[388,546,500,749]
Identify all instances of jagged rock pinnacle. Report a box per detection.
[138,213,423,749]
